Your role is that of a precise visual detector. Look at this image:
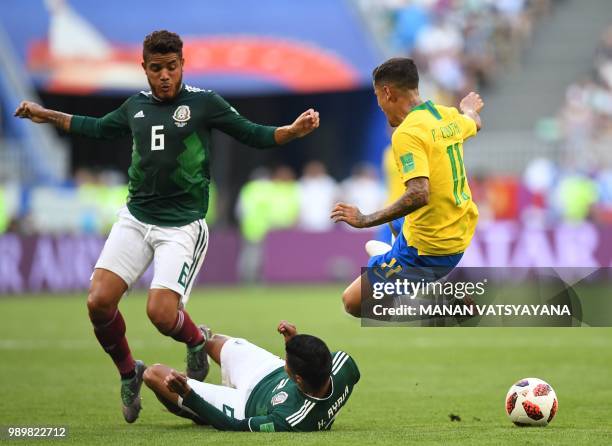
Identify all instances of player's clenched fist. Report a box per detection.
[278,320,298,342]
[289,108,320,138]
[459,92,484,114]
[14,101,48,123]
[331,202,367,228]
[164,370,192,397]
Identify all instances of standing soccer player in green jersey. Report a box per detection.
[143,321,360,432]
[14,30,320,423]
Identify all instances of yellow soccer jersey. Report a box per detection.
[382,144,404,205]
[392,100,479,255]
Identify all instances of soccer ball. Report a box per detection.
[505,377,558,426]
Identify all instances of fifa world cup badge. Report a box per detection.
[173,105,191,127]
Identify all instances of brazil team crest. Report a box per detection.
[271,391,288,406]
[173,105,191,127]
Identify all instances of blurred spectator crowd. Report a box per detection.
[236,161,384,242]
[472,24,612,225]
[234,161,384,281]
[355,0,553,103]
[0,161,385,238]
[0,168,128,235]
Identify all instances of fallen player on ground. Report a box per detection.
[143,320,360,432]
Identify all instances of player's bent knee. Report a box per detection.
[146,306,176,335]
[143,364,163,385]
[87,270,126,315]
[86,288,118,322]
[142,367,155,386]
[344,302,361,318]
[342,289,361,317]
[143,364,174,392]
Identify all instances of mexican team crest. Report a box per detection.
[271,391,288,406]
[173,105,191,127]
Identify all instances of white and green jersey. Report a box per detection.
[70,84,277,226]
[182,351,360,432]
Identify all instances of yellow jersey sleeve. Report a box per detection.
[455,110,478,140]
[383,144,405,204]
[392,130,429,184]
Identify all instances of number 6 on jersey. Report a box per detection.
[151,125,165,151]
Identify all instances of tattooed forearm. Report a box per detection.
[14,101,73,132]
[362,177,429,228]
[46,110,72,132]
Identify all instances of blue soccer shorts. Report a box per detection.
[367,229,463,286]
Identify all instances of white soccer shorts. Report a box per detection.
[179,338,285,419]
[94,207,209,303]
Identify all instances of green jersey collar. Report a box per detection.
[150,83,185,103]
[409,100,442,120]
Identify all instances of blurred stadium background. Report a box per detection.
[1,0,612,294]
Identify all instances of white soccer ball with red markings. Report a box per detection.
[505,378,558,426]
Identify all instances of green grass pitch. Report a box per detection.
[1,285,611,445]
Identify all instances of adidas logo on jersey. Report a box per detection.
[134,110,145,118]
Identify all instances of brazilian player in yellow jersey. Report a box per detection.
[331,57,483,318]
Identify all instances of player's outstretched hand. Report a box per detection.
[165,369,192,397]
[331,202,367,228]
[290,108,320,138]
[459,92,484,115]
[278,320,298,342]
[14,101,48,123]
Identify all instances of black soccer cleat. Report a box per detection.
[185,325,211,381]
[121,359,146,423]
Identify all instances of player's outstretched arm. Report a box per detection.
[165,370,246,431]
[331,177,429,228]
[278,320,298,343]
[274,109,320,145]
[459,92,484,131]
[165,370,282,431]
[14,101,72,132]
[15,100,129,139]
[207,92,319,148]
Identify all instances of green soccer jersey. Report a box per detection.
[182,351,360,432]
[70,84,277,226]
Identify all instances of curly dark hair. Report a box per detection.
[143,30,183,61]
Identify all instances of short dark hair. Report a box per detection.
[143,30,183,61]
[285,335,332,390]
[372,57,419,90]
